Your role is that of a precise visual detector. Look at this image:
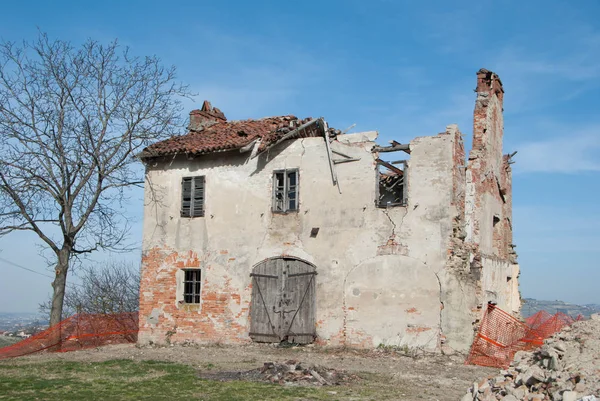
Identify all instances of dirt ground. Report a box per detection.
[3,343,496,400]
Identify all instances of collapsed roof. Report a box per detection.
[139,101,341,159]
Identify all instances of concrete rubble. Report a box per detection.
[197,360,359,386]
[462,315,600,401]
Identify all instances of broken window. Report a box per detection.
[183,269,201,304]
[272,169,299,213]
[376,159,407,207]
[181,176,205,217]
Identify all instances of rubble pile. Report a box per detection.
[462,315,600,401]
[198,360,358,386]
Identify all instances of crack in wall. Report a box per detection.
[382,209,397,237]
[419,260,444,350]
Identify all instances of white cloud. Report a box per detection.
[490,24,600,112]
[513,126,600,173]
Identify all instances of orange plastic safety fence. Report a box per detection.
[466,305,579,369]
[532,312,573,340]
[0,312,138,360]
[525,310,552,330]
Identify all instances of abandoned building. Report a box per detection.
[137,68,520,353]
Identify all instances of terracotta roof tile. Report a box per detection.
[141,115,318,159]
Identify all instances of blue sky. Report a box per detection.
[0,0,599,313]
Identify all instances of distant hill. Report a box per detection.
[521,298,600,318]
[0,312,47,332]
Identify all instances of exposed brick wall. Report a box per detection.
[466,68,519,317]
[468,68,511,259]
[446,124,470,270]
[501,155,517,264]
[138,246,251,345]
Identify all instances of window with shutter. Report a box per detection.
[181,176,205,217]
[272,169,299,213]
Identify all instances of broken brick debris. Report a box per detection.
[197,360,358,386]
[461,315,600,401]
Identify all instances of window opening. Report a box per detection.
[376,159,407,207]
[183,269,201,304]
[273,169,299,213]
[181,176,205,217]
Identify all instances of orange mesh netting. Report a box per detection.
[525,310,553,329]
[0,312,138,359]
[533,312,574,339]
[466,304,579,369]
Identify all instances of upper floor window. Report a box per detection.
[376,159,407,207]
[273,169,299,213]
[181,176,205,217]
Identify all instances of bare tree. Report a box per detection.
[0,32,190,326]
[40,261,140,318]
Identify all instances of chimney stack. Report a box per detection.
[189,100,227,131]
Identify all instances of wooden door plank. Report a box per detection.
[250,258,316,344]
[282,259,316,344]
[249,259,280,342]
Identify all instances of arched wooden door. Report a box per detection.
[249,258,316,344]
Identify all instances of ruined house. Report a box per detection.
[137,68,520,352]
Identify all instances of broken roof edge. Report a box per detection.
[139,116,333,162]
[336,130,378,145]
[251,117,327,159]
[136,142,250,163]
[402,124,463,143]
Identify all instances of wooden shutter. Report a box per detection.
[181,177,192,217]
[286,170,298,211]
[181,176,205,217]
[192,176,205,217]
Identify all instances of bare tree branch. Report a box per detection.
[39,261,140,318]
[0,32,192,326]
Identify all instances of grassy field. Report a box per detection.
[0,359,396,400]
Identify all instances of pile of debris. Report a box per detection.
[198,360,358,386]
[462,315,600,401]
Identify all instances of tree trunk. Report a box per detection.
[49,249,70,328]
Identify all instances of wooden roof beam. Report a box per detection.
[372,142,410,154]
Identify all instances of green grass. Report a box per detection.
[0,359,368,400]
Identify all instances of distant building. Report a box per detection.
[137,69,520,353]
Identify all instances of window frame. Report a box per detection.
[181,176,205,218]
[375,160,408,208]
[272,169,299,214]
[182,269,202,304]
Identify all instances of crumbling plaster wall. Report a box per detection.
[139,127,468,350]
[437,124,482,353]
